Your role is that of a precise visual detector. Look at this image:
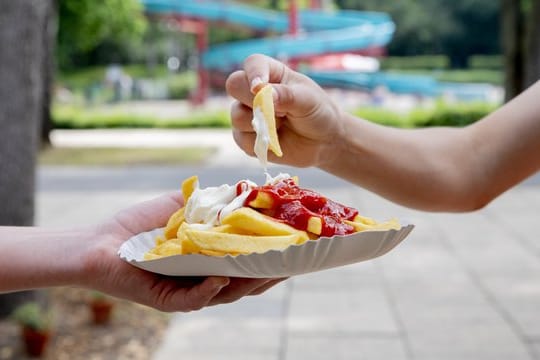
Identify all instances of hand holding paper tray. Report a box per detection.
[119,224,413,278]
[119,174,414,278]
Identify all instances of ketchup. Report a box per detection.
[245,178,358,236]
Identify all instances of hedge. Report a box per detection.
[380,55,450,70]
[355,102,498,128]
[52,105,231,129]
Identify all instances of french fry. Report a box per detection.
[150,240,183,257]
[345,218,400,232]
[247,191,274,209]
[184,228,303,254]
[253,84,282,157]
[164,207,185,240]
[221,207,309,243]
[182,175,198,203]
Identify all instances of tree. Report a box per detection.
[501,0,540,101]
[334,0,500,65]
[0,0,53,317]
[57,0,147,69]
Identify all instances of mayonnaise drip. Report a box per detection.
[251,107,270,171]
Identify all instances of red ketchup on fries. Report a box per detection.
[244,177,359,237]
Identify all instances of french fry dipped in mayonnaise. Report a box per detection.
[252,84,283,168]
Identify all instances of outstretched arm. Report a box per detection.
[227,54,540,211]
[0,193,283,311]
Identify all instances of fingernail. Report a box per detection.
[251,77,264,94]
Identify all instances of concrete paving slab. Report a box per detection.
[285,335,408,360]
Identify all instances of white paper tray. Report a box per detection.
[119,224,414,278]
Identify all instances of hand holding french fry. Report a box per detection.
[226,54,345,168]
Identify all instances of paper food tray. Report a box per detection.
[118,224,414,278]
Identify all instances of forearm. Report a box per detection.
[0,226,91,293]
[321,112,482,212]
[321,82,540,212]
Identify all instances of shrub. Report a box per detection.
[11,302,51,331]
[166,72,197,100]
[468,55,503,70]
[52,104,230,129]
[380,55,450,70]
[354,102,497,128]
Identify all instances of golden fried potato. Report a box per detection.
[184,228,303,254]
[345,218,400,232]
[164,207,185,240]
[181,175,198,203]
[253,84,282,157]
[221,207,308,243]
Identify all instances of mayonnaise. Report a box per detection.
[184,179,257,229]
[251,107,270,170]
[183,174,291,229]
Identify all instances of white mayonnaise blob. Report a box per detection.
[184,179,257,229]
[251,107,270,170]
[183,174,292,228]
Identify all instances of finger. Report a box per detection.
[177,276,230,312]
[207,278,273,306]
[233,129,256,157]
[230,101,255,132]
[243,54,290,93]
[248,277,288,296]
[226,70,253,107]
[271,83,320,119]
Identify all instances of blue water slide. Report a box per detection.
[142,0,395,70]
[142,0,494,99]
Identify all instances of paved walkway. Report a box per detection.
[39,129,540,360]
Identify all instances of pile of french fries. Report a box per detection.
[144,176,400,259]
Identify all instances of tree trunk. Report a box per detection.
[501,0,525,101]
[40,0,58,147]
[0,0,52,318]
[524,0,540,88]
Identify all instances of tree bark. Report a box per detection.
[0,0,52,318]
[524,0,540,88]
[40,0,58,147]
[501,0,525,101]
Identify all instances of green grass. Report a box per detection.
[39,147,217,166]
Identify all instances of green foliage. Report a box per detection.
[384,69,503,85]
[468,55,503,70]
[52,105,231,129]
[354,102,497,128]
[166,72,197,100]
[11,303,51,332]
[39,147,216,166]
[334,0,500,66]
[380,56,450,70]
[57,66,196,101]
[58,0,147,69]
